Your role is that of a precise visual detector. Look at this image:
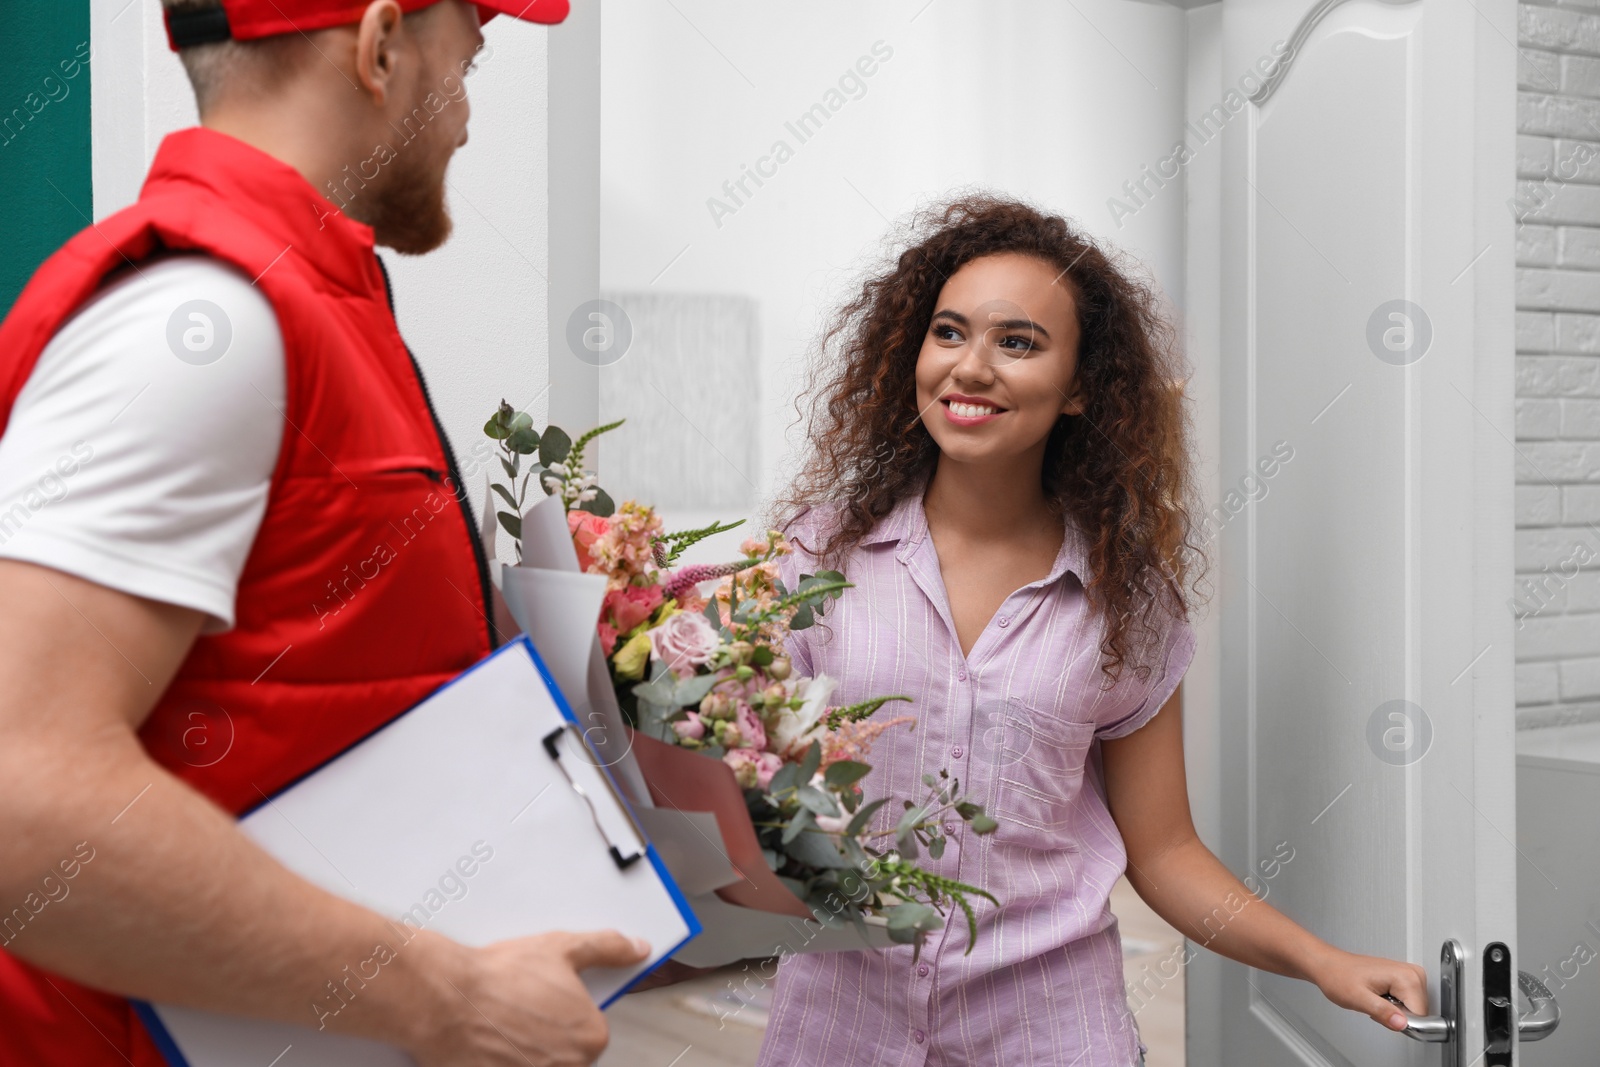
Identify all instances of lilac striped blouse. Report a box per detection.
[757,492,1195,1067]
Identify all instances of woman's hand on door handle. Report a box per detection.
[1309,949,1430,1031]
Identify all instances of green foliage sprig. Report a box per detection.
[483,401,623,560]
[652,518,747,568]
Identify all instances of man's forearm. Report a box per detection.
[0,731,456,1045]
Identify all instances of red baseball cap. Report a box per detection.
[164,0,569,50]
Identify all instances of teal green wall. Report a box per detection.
[0,2,93,319]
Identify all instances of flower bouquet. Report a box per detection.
[481,403,998,962]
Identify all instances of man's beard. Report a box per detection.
[365,134,454,255]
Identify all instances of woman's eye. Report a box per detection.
[932,324,962,342]
[998,334,1036,351]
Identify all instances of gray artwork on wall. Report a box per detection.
[597,292,761,511]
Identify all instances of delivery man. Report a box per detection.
[0,2,647,1064]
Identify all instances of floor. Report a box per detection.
[599,877,1187,1066]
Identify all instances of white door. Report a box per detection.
[1207,0,1520,1063]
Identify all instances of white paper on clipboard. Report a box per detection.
[136,637,699,1067]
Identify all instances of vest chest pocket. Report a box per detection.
[982,698,1098,852]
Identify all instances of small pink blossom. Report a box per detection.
[735,702,768,751]
[604,583,663,636]
[672,712,706,741]
[724,748,784,789]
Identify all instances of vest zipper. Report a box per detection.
[374,255,498,652]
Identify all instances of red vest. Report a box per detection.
[0,128,494,1064]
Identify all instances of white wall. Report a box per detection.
[598,0,1191,519]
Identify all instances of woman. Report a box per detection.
[758,195,1425,1065]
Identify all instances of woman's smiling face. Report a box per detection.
[913,252,1084,467]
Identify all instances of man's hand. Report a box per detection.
[406,931,649,1066]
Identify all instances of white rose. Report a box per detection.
[771,674,836,757]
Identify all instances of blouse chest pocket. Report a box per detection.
[979,697,1099,852]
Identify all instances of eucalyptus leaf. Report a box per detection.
[483,414,511,440]
[970,814,999,835]
[674,673,718,707]
[497,511,522,539]
[510,411,534,433]
[507,426,541,455]
[884,902,942,934]
[781,808,814,844]
[490,483,518,509]
[885,923,920,946]
[840,836,872,873]
[797,784,841,818]
[631,675,677,708]
[790,603,815,630]
[845,797,888,837]
[799,741,822,782]
[500,457,517,481]
[928,836,946,860]
[896,804,926,841]
[539,425,572,466]
[702,599,723,629]
[586,487,616,518]
[782,827,851,869]
[767,762,801,797]
[824,761,872,789]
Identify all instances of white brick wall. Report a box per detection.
[1516,2,1600,728]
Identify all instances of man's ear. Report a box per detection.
[354,1,407,105]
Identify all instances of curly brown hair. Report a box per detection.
[773,194,1204,684]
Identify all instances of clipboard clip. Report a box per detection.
[542,725,647,871]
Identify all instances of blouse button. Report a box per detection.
[997,615,1009,627]
[943,821,956,835]
[952,745,964,759]
[956,667,968,682]
[917,963,930,977]
[913,1030,926,1044]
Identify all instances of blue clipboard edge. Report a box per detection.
[133,635,702,1064]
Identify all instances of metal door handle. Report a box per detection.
[1388,966,1560,1046]
[1393,1008,1451,1043]
[1515,970,1559,1042]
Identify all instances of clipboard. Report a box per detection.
[134,636,700,1067]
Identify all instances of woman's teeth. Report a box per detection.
[948,401,1000,418]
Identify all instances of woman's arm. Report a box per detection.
[1100,683,1428,1032]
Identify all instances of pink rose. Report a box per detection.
[597,620,619,657]
[672,712,706,741]
[568,510,610,574]
[723,748,784,790]
[735,701,767,751]
[605,584,663,635]
[649,610,721,678]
